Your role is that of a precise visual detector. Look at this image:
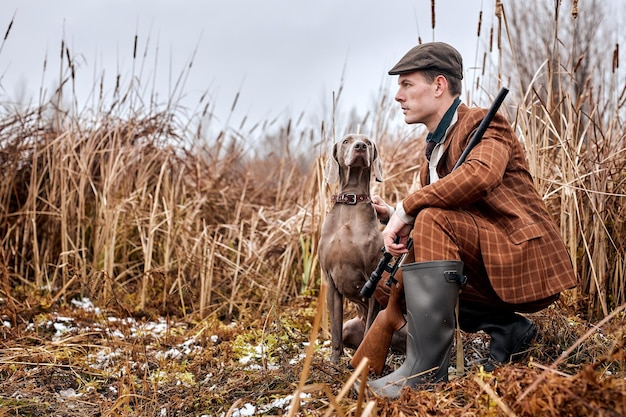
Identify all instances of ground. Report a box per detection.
[0,296,624,416]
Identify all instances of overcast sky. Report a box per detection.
[0,1,497,130]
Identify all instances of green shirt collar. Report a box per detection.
[426,98,461,144]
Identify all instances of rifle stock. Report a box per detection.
[350,274,406,375]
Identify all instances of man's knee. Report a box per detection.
[414,207,447,228]
[411,208,453,261]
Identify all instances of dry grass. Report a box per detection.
[0,293,623,416]
[1,1,625,415]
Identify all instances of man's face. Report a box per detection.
[394,72,439,131]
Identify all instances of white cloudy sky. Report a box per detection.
[0,0,497,128]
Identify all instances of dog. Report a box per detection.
[318,133,384,363]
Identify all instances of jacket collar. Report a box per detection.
[421,103,470,184]
[426,98,462,144]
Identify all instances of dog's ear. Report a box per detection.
[324,142,340,184]
[372,142,383,182]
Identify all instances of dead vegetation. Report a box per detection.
[0,293,624,416]
[1,0,625,415]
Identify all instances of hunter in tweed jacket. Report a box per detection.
[402,103,577,306]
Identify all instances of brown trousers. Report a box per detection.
[411,208,558,313]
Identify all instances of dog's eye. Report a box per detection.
[343,139,349,144]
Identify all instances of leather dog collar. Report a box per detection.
[331,193,371,205]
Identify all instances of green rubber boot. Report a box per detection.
[366,260,464,399]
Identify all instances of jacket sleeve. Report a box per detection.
[403,111,514,216]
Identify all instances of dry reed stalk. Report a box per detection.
[139,157,167,310]
[589,179,609,316]
[24,142,41,287]
[0,247,18,320]
[315,154,331,336]
[287,280,326,417]
[198,225,215,315]
[226,224,245,319]
[327,357,370,417]
[472,375,517,417]
[70,131,95,289]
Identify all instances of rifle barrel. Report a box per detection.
[453,87,509,171]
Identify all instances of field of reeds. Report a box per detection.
[1,1,625,416]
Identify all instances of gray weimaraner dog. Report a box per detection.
[319,133,384,363]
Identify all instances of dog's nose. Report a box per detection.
[354,141,367,151]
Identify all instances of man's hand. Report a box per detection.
[382,213,413,257]
[372,195,394,224]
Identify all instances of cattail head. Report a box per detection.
[2,18,13,42]
[431,0,436,30]
[481,51,487,76]
[495,1,502,51]
[572,54,584,74]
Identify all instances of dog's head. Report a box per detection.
[324,134,383,184]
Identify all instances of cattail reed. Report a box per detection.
[481,51,486,76]
[431,0,436,30]
[0,15,13,56]
[572,54,584,74]
[495,0,502,51]
[2,18,12,41]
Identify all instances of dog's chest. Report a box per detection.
[319,207,382,272]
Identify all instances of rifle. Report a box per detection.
[360,87,509,300]
[360,238,412,298]
[351,87,509,374]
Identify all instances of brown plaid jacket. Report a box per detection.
[403,104,577,304]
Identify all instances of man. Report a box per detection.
[362,42,577,398]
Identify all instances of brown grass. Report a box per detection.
[1,1,625,415]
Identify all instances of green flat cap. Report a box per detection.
[388,42,463,79]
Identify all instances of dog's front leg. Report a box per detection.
[325,278,344,363]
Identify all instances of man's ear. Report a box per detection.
[434,74,448,97]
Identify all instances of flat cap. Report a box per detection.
[388,42,463,79]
